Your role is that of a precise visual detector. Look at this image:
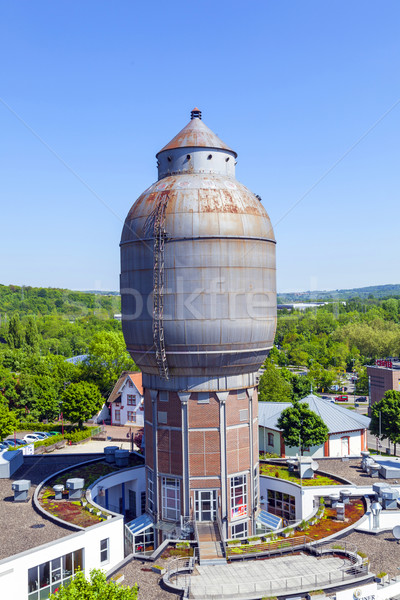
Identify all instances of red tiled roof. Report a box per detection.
[108,371,143,403]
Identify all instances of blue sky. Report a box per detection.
[0,1,399,293]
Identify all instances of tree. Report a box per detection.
[49,568,138,599]
[258,362,292,402]
[61,382,103,428]
[0,401,18,440]
[370,391,400,454]
[25,315,39,351]
[6,314,25,349]
[290,374,314,402]
[83,331,136,395]
[277,401,329,455]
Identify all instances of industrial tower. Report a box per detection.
[120,109,276,540]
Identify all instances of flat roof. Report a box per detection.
[0,454,103,562]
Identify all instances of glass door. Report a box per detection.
[195,490,217,521]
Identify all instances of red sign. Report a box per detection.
[376,359,393,368]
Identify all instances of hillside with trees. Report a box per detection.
[0,285,134,424]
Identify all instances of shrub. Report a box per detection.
[34,434,64,448]
[376,572,387,578]
[357,551,367,558]
[64,427,94,443]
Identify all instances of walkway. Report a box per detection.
[197,521,224,562]
[184,553,367,599]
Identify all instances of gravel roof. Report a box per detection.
[0,454,99,562]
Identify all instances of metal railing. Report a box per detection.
[215,513,226,556]
[195,563,369,599]
[164,554,196,596]
[193,518,200,547]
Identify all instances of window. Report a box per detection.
[147,471,154,512]
[114,409,120,422]
[127,395,136,405]
[231,521,248,539]
[100,538,109,564]
[268,432,274,446]
[127,411,136,423]
[239,409,248,422]
[197,392,209,404]
[158,411,167,424]
[133,526,155,554]
[267,489,296,521]
[159,391,168,402]
[162,476,181,521]
[230,474,247,520]
[28,549,84,600]
[128,379,133,387]
[237,390,247,400]
[141,491,146,514]
[139,400,144,411]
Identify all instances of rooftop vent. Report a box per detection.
[190,107,202,120]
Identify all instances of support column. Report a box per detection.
[150,389,159,523]
[178,392,191,520]
[216,391,229,538]
[247,387,255,534]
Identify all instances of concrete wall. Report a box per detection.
[259,427,281,455]
[90,465,146,519]
[328,430,363,457]
[0,517,124,599]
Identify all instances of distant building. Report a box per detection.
[108,371,144,427]
[259,394,370,458]
[277,302,346,311]
[367,359,400,407]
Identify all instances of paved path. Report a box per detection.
[185,554,350,599]
[197,521,224,561]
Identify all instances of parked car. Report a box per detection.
[47,431,60,436]
[4,438,26,447]
[32,432,49,439]
[0,442,9,450]
[357,396,368,402]
[24,434,43,443]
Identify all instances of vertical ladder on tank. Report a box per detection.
[153,192,170,380]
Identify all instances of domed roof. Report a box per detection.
[156,108,237,158]
[121,173,274,243]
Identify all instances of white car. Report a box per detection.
[24,434,42,443]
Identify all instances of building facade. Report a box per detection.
[120,109,277,539]
[259,395,370,458]
[108,372,144,427]
[367,360,400,408]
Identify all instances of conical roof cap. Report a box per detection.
[156,109,237,158]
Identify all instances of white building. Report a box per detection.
[259,394,370,458]
[108,372,144,428]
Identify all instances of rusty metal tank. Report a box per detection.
[120,108,276,390]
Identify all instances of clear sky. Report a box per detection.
[1,1,399,293]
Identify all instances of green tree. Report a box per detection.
[370,391,400,454]
[83,331,136,395]
[49,568,137,599]
[0,401,18,440]
[61,381,103,428]
[277,401,329,455]
[25,315,39,351]
[258,362,292,402]
[290,374,314,401]
[6,314,25,349]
